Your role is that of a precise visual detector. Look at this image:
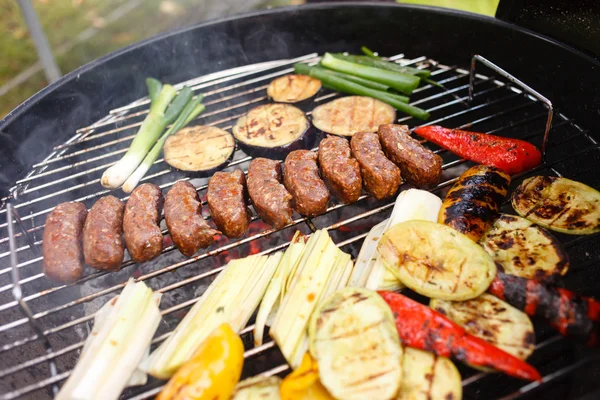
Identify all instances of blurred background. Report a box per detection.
[0,0,504,119]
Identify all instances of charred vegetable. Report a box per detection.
[414,125,542,175]
[397,348,462,400]
[308,288,403,400]
[280,353,334,400]
[378,220,496,301]
[489,271,600,346]
[156,324,244,400]
[232,103,311,157]
[311,96,395,136]
[267,74,321,103]
[164,125,234,173]
[439,165,511,242]
[379,291,542,381]
[512,176,600,235]
[232,376,281,400]
[480,214,569,279]
[431,293,535,360]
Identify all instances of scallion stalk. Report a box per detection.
[331,53,431,78]
[295,63,429,120]
[146,78,163,103]
[311,65,406,99]
[361,46,378,58]
[122,95,205,193]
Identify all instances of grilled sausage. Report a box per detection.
[439,165,511,242]
[42,202,87,283]
[378,124,443,188]
[207,170,251,238]
[165,181,220,256]
[124,183,164,262]
[318,136,362,204]
[283,150,330,216]
[350,131,402,200]
[247,158,293,229]
[83,195,125,271]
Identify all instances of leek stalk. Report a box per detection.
[122,94,205,193]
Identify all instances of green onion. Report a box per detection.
[101,82,182,189]
[331,53,431,78]
[146,78,163,103]
[122,94,204,193]
[295,63,429,120]
[320,53,420,95]
[361,46,378,58]
[312,66,406,99]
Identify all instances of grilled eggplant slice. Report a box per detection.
[512,176,600,235]
[439,165,511,242]
[480,214,569,279]
[378,220,497,301]
[311,96,396,136]
[232,376,281,400]
[267,74,321,103]
[232,103,312,158]
[431,294,535,360]
[164,125,234,173]
[396,348,462,400]
[309,288,403,400]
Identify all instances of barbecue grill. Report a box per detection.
[0,3,599,399]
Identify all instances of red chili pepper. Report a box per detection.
[489,271,600,346]
[378,291,542,382]
[414,125,542,175]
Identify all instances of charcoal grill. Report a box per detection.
[0,3,599,400]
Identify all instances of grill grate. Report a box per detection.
[1,52,599,400]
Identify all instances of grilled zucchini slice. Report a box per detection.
[267,74,321,103]
[378,220,496,301]
[309,288,403,400]
[512,176,600,235]
[311,96,396,136]
[232,376,281,400]
[431,294,535,360]
[480,214,569,279]
[396,348,462,400]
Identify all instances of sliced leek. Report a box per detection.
[148,254,280,379]
[56,279,162,400]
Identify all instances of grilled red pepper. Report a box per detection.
[378,291,542,381]
[489,271,600,346]
[414,125,542,175]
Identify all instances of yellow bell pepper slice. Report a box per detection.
[280,352,334,400]
[157,323,244,400]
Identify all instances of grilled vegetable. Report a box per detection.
[396,348,462,400]
[148,254,279,378]
[378,220,496,301]
[309,288,403,400]
[311,96,396,136]
[232,376,281,400]
[56,280,162,400]
[280,353,334,400]
[232,103,312,157]
[350,189,442,290]
[431,293,535,360]
[320,53,420,95]
[157,324,244,400]
[331,53,431,78]
[101,81,184,189]
[379,291,542,381]
[413,125,542,175]
[512,176,600,235]
[439,165,511,242]
[267,74,321,103]
[295,64,429,120]
[270,230,351,368]
[122,95,205,192]
[163,125,234,174]
[480,214,569,279]
[489,271,600,346]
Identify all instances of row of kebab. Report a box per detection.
[41,51,600,400]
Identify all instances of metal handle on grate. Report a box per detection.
[6,203,59,396]
[468,54,554,158]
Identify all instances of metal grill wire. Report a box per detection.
[0,52,598,400]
